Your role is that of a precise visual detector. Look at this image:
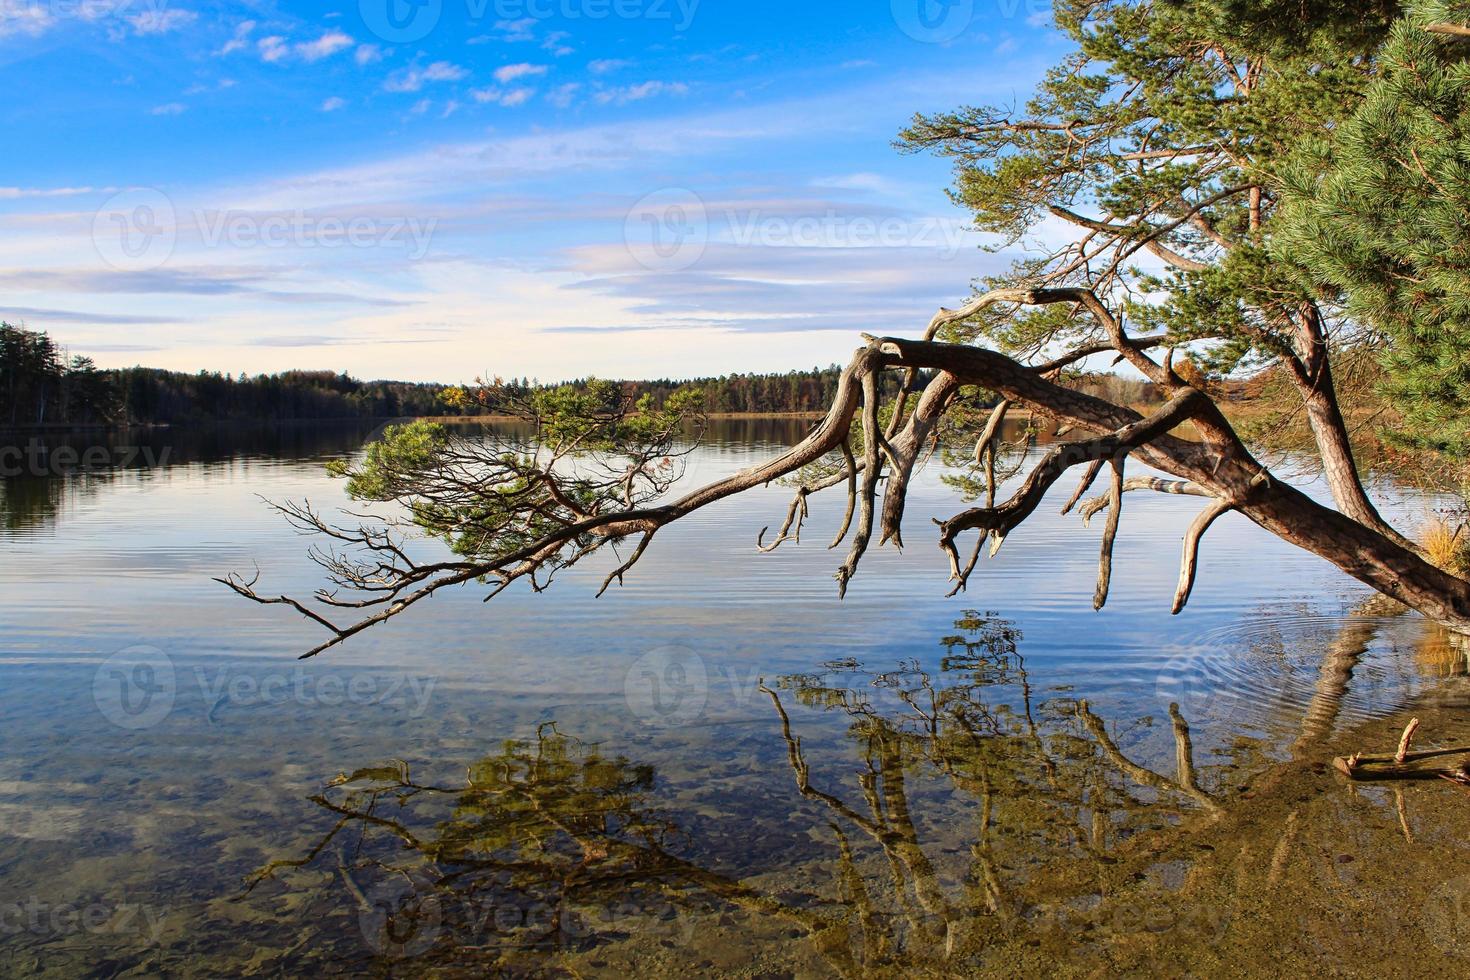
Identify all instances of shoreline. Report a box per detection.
[0,412,854,437]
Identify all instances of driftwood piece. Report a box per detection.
[1334,747,1470,781]
[1334,717,1470,775]
[1333,717,1470,781]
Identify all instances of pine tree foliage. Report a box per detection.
[1280,1,1470,452]
[897,0,1396,371]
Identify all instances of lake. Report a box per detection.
[2,421,1468,976]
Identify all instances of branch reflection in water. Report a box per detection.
[243,611,1470,976]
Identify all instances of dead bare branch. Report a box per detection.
[1093,458,1124,610]
[1173,499,1234,614]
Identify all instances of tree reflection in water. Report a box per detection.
[248,611,1467,976]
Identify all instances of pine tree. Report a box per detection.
[1280,1,1470,452]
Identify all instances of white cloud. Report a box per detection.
[0,5,54,38]
[411,99,432,115]
[385,61,469,93]
[0,187,107,200]
[297,30,354,62]
[442,100,461,118]
[471,86,537,107]
[150,103,187,116]
[546,83,581,108]
[811,173,903,194]
[494,63,547,84]
[588,59,631,74]
[593,81,689,105]
[355,43,382,65]
[1027,9,1054,28]
[216,20,255,56]
[184,77,237,95]
[542,31,573,56]
[128,8,197,36]
[258,35,289,63]
[495,18,536,41]
[251,29,355,64]
[321,97,347,112]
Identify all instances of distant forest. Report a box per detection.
[0,323,1156,428]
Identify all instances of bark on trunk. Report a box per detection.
[1289,305,1423,556]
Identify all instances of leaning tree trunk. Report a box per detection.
[875,333,1470,636]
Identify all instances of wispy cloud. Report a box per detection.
[321,96,347,112]
[127,8,197,36]
[811,172,905,195]
[0,268,422,307]
[257,30,355,64]
[258,35,289,63]
[593,81,689,105]
[248,333,440,347]
[588,59,632,74]
[471,86,537,107]
[495,18,537,42]
[0,186,108,200]
[494,63,548,84]
[0,5,54,39]
[216,20,255,56]
[297,30,354,63]
[355,43,382,65]
[0,305,184,326]
[150,102,187,116]
[385,61,469,93]
[546,83,581,108]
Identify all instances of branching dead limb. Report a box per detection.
[1079,477,1213,524]
[838,371,885,597]
[1173,499,1235,614]
[1060,459,1105,516]
[933,387,1206,592]
[1093,458,1125,611]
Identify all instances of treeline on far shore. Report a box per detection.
[1,323,1157,430]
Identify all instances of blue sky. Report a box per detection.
[1,0,1066,381]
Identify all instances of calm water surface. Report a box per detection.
[1,421,1466,976]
